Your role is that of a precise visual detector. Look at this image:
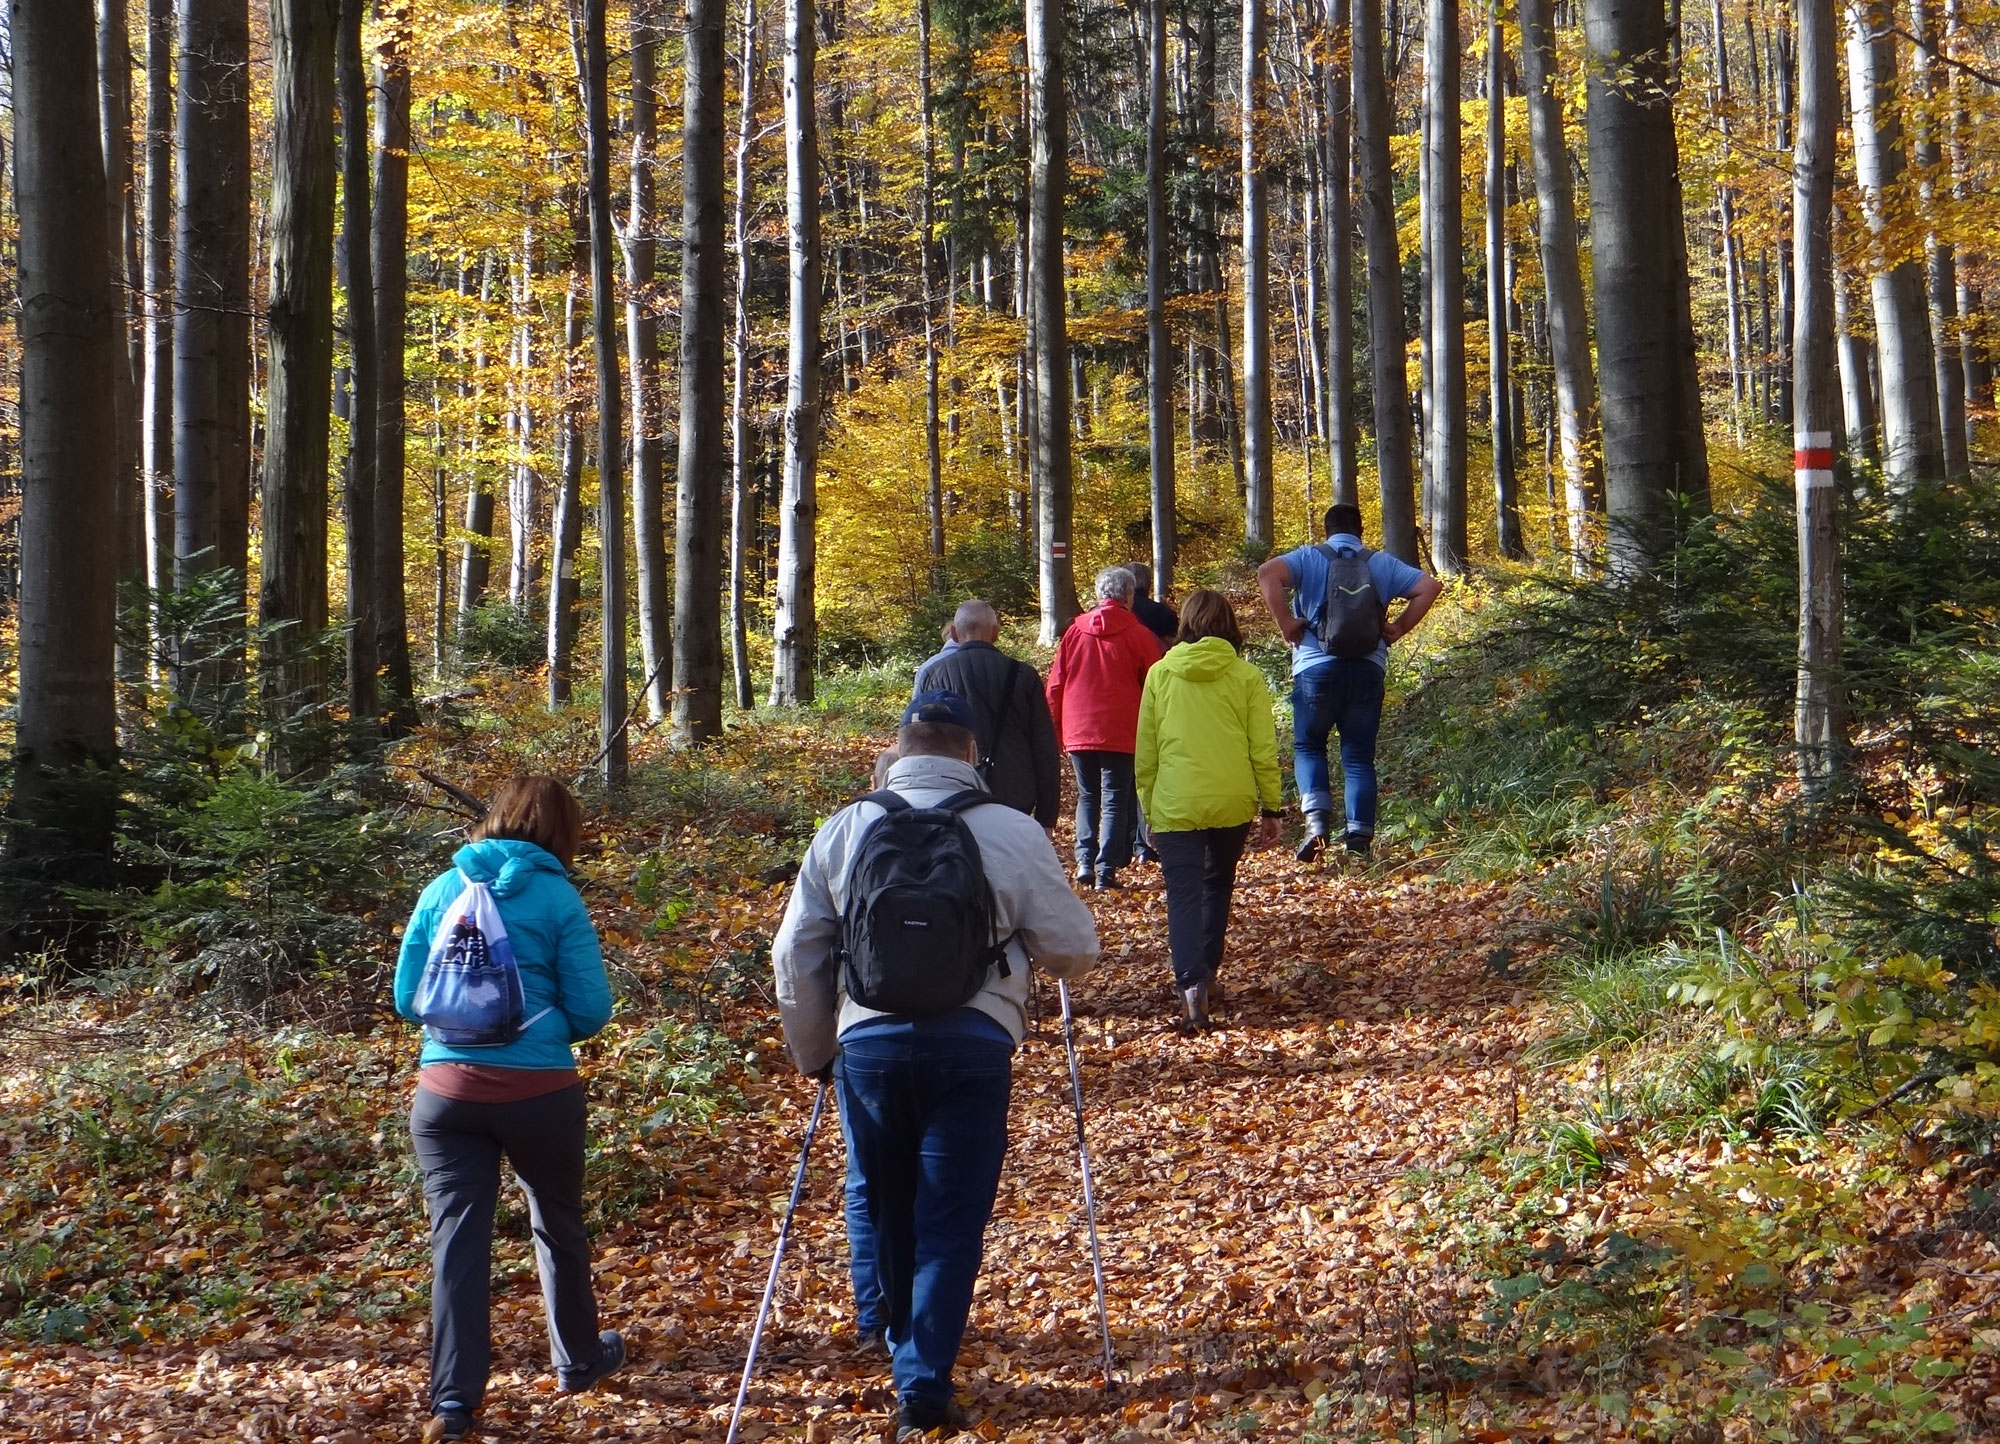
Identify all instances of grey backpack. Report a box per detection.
[1314,545,1385,658]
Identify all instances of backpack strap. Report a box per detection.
[938,788,1003,814]
[857,789,912,814]
[980,662,1026,767]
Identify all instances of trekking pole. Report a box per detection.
[1056,980,1116,1388]
[725,1078,827,1444]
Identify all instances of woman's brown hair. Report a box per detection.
[1176,588,1244,652]
[470,776,586,867]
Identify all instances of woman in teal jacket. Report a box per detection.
[394,776,623,1438]
[1135,591,1283,1029]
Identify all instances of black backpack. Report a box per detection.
[837,789,1013,1017]
[1314,544,1385,658]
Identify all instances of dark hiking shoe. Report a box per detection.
[1180,982,1210,1031]
[424,1408,474,1442]
[1206,974,1225,1007]
[558,1329,626,1393]
[1294,831,1327,863]
[1343,831,1372,858]
[896,1399,969,1438]
[1094,872,1123,890]
[1074,866,1092,886]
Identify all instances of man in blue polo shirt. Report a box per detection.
[1255,503,1444,860]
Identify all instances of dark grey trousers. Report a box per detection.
[409,1083,601,1413]
[1155,823,1252,990]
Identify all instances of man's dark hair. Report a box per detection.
[1323,503,1365,539]
[1128,562,1153,598]
[897,719,976,758]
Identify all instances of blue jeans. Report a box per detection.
[1070,750,1137,880]
[836,1013,1013,1417]
[1292,659,1386,833]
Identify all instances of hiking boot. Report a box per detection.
[1180,982,1210,1031]
[558,1330,627,1393]
[1206,974,1225,1007]
[896,1399,969,1438]
[1074,865,1092,886]
[1343,830,1372,858]
[1094,872,1124,891]
[424,1408,474,1442]
[1295,811,1332,863]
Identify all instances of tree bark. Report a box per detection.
[371,5,416,727]
[920,0,945,563]
[12,0,121,845]
[1485,2,1524,560]
[1029,0,1079,640]
[1240,0,1274,556]
[98,0,145,684]
[1794,0,1844,789]
[338,0,378,725]
[1584,0,1710,573]
[454,262,494,627]
[674,0,728,739]
[1353,0,1417,561]
[546,200,589,707]
[141,0,174,618]
[577,0,629,783]
[1844,0,1943,489]
[260,0,339,723]
[1905,0,1968,481]
[1943,0,1989,414]
[1833,253,1878,460]
[628,0,672,721]
[730,0,761,711]
[1520,0,1601,571]
[1426,0,1467,573]
[1324,0,1358,509]
[1146,0,1177,592]
[772,0,822,704]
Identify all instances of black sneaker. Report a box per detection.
[896,1398,970,1438]
[558,1329,627,1393]
[427,1408,474,1442]
[1074,866,1092,886]
[1094,872,1123,890]
[1343,831,1372,858]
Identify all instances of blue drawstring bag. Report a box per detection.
[412,873,552,1046]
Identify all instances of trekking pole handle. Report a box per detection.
[725,1078,827,1444]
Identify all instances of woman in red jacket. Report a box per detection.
[1046,566,1162,888]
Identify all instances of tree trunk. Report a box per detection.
[98,0,145,684]
[13,0,121,850]
[1520,0,1602,571]
[1029,0,1078,640]
[1146,0,1177,593]
[920,0,945,563]
[454,263,494,627]
[1353,0,1417,561]
[371,6,415,728]
[507,221,538,611]
[338,0,378,726]
[1240,0,1274,556]
[673,0,727,740]
[576,0,629,784]
[141,0,173,620]
[1713,0,1746,443]
[1943,0,1989,414]
[730,0,761,711]
[1905,0,1968,481]
[1485,2,1524,560]
[1324,0,1358,509]
[1426,0,1467,573]
[772,0,822,704]
[1584,0,1709,573]
[546,202,589,707]
[1794,0,1844,789]
[628,0,672,721]
[260,0,339,723]
[1845,0,1942,490]
[1833,253,1878,459]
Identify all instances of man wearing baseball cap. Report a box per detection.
[771,690,1101,1437]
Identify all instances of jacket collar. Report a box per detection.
[885,753,985,795]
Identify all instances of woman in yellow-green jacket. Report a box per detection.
[1135,589,1284,1029]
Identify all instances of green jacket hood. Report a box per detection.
[453,838,566,898]
[1157,634,1241,682]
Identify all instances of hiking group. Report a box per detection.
[392,501,1441,1440]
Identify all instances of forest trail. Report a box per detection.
[4,807,1552,1443]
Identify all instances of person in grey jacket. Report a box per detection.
[771,692,1099,1437]
[912,600,1062,830]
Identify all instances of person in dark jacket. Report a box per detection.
[912,600,1062,830]
[1128,563,1179,651]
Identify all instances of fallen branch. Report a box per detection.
[573,654,676,785]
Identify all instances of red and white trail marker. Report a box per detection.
[1795,431,1835,498]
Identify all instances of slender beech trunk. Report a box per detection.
[730,0,761,711]
[772,0,822,704]
[211,5,251,604]
[1240,0,1274,556]
[1844,0,1942,489]
[261,0,339,722]
[142,0,173,614]
[1485,3,1524,559]
[1794,0,1843,789]
[547,201,589,706]
[1029,0,1078,639]
[98,0,144,684]
[372,8,415,727]
[1943,0,1988,413]
[1146,0,1177,593]
[338,0,378,725]
[1325,0,1358,509]
[507,219,537,610]
[1834,253,1878,459]
[1354,0,1417,561]
[1713,0,1746,442]
[455,263,494,625]
[1584,0,1709,573]
[1773,22,1796,426]
[13,0,120,847]
[1906,0,1967,481]
[577,0,629,783]
[1426,0,1467,573]
[920,0,945,562]
[1417,99,1434,542]
[1520,0,1601,570]
[628,0,672,720]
